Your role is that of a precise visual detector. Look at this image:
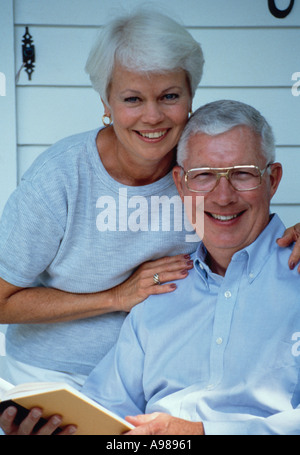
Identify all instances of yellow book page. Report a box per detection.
[14,389,132,435]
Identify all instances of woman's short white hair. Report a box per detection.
[177,100,276,166]
[85,10,204,106]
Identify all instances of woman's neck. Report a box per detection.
[96,127,176,186]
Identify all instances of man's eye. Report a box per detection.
[192,172,214,180]
[233,171,253,179]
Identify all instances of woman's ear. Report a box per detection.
[101,97,110,117]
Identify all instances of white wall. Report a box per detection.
[0,0,17,216]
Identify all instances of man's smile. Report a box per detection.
[205,210,246,222]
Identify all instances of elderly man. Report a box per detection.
[1,100,300,435]
[82,100,300,435]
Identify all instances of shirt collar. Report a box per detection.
[194,214,286,285]
[239,213,286,283]
[194,243,210,287]
[194,243,224,288]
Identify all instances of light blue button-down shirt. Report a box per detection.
[82,214,300,435]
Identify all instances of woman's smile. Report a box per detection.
[134,128,170,142]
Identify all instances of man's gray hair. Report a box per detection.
[85,9,204,106]
[177,100,276,166]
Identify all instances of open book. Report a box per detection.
[0,377,134,435]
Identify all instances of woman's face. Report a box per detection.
[103,63,192,166]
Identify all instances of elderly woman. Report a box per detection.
[0,11,203,389]
[0,10,299,392]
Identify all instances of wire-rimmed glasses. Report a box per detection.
[183,164,272,193]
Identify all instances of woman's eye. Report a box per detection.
[124,97,140,103]
[163,93,179,101]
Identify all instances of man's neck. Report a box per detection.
[205,250,233,277]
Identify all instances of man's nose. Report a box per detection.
[213,175,239,204]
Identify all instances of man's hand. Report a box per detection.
[124,412,204,435]
[0,406,77,435]
[277,223,300,272]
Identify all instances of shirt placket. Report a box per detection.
[206,258,246,389]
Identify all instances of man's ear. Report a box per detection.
[172,165,185,202]
[269,162,283,199]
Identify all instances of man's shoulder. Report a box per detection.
[132,260,201,320]
[274,241,298,278]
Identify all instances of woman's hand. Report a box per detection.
[0,406,77,435]
[125,412,204,435]
[0,254,193,324]
[111,254,193,312]
[277,223,300,272]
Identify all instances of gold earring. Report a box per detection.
[102,114,112,127]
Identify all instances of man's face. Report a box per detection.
[173,126,282,259]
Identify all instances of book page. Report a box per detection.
[0,377,13,399]
[4,381,68,398]
[0,380,134,434]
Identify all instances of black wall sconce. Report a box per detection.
[268,0,295,18]
[22,26,35,80]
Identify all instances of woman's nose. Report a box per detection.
[142,102,164,124]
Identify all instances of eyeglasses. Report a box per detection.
[183,164,272,193]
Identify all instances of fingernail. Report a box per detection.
[7,406,17,417]
[289,261,295,270]
[51,415,62,425]
[32,409,43,419]
[67,426,77,434]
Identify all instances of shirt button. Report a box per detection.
[224,290,232,299]
[216,337,223,345]
[249,272,254,279]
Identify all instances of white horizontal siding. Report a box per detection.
[0,1,17,216]
[14,27,300,88]
[14,26,96,87]
[193,88,300,145]
[274,148,300,204]
[16,87,100,145]
[13,0,300,27]
[270,205,300,227]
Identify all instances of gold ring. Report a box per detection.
[153,273,161,285]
